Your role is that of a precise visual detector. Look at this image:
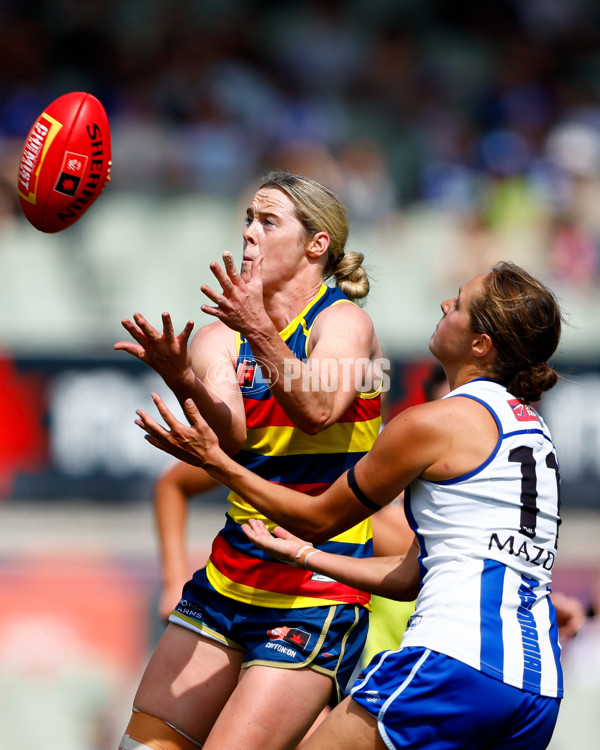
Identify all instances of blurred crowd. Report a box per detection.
[1,6,600,747]
[2,0,600,293]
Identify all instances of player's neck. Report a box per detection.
[263,279,324,332]
[448,363,495,392]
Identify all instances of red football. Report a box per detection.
[17,91,112,233]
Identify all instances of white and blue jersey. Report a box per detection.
[401,378,563,699]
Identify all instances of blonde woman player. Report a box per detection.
[134,262,566,750]
[115,172,384,750]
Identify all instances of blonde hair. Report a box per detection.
[260,171,370,301]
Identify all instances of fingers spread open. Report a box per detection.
[149,392,180,429]
[183,397,207,429]
[201,283,221,305]
[209,261,230,290]
[118,317,148,345]
[223,252,242,284]
[180,320,195,344]
[132,313,160,338]
[135,408,168,439]
[161,312,175,339]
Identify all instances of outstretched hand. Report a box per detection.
[200,252,270,335]
[114,312,194,388]
[135,392,221,468]
[241,518,310,565]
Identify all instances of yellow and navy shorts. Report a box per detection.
[169,567,368,704]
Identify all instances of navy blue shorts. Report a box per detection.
[169,567,369,703]
[351,647,560,749]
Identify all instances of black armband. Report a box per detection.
[347,466,381,511]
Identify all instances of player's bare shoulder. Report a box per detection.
[441,392,499,428]
[403,395,497,439]
[309,297,380,357]
[316,297,374,328]
[415,395,499,481]
[190,319,238,375]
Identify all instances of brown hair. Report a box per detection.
[260,171,370,301]
[469,261,563,403]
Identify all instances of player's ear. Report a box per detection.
[472,332,493,359]
[306,231,330,260]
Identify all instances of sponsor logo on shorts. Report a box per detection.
[175,598,205,621]
[265,642,298,658]
[364,689,381,704]
[267,625,311,651]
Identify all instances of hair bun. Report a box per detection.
[508,363,559,403]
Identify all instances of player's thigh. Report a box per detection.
[203,664,334,750]
[301,696,387,750]
[297,706,331,747]
[133,623,244,741]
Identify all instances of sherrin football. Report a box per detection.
[17,91,112,233]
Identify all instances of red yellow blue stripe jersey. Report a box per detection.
[205,284,381,609]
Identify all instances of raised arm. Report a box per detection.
[200,253,384,433]
[133,392,449,542]
[134,383,500,541]
[246,300,382,433]
[185,321,247,453]
[115,313,246,454]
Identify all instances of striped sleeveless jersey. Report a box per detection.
[206,284,382,609]
[402,378,563,698]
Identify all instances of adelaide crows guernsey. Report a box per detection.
[206,284,382,609]
[402,379,563,698]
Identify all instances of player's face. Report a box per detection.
[429,273,488,363]
[242,188,309,287]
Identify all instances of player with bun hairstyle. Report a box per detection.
[116,172,384,750]
[135,262,565,750]
[262,171,371,303]
[468,263,561,403]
